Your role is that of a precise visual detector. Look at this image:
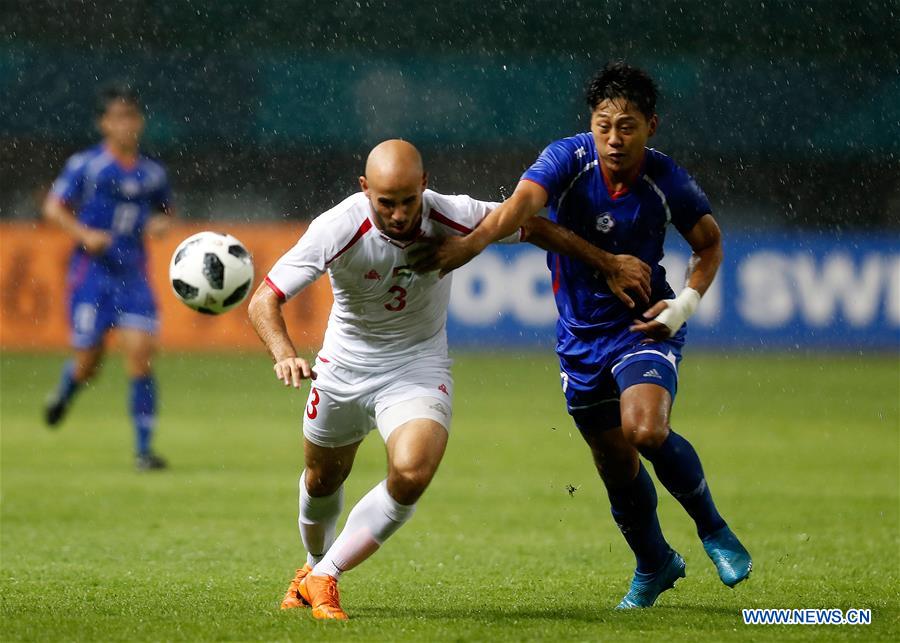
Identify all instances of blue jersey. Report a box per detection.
[522,133,711,375]
[50,144,171,275]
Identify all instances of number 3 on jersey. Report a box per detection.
[384,285,407,312]
[306,387,320,419]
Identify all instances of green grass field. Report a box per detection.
[1,351,898,641]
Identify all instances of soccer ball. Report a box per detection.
[169,231,254,315]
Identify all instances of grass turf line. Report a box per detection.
[1,351,898,641]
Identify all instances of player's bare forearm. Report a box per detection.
[43,197,84,238]
[248,282,317,387]
[416,180,549,275]
[467,180,547,253]
[43,196,111,254]
[248,282,298,362]
[522,216,651,308]
[630,214,722,339]
[682,214,723,296]
[522,215,615,271]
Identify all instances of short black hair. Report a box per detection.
[585,62,658,119]
[95,83,141,117]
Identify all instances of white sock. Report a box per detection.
[298,470,344,568]
[312,480,415,579]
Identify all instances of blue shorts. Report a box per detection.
[68,257,158,349]
[560,339,682,433]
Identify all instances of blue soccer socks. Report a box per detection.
[44,360,82,426]
[129,375,157,457]
[606,463,672,574]
[640,430,727,539]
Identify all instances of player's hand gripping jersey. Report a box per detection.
[521,133,711,371]
[266,190,517,372]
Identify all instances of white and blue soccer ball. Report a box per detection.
[169,231,254,315]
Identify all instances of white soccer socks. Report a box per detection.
[299,470,344,568]
[312,480,416,579]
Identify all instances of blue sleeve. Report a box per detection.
[669,168,712,235]
[520,139,583,205]
[49,153,88,209]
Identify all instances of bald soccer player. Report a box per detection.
[249,139,653,619]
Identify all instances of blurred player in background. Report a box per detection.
[249,139,650,620]
[42,84,173,471]
[416,63,751,608]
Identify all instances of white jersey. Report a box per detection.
[266,189,518,372]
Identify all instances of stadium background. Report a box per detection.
[1,0,897,351]
[1,2,898,641]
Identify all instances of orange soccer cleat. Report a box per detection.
[298,573,349,620]
[280,564,313,609]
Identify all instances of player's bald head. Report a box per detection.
[364,139,424,190]
[359,139,428,240]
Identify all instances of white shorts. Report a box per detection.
[302,355,454,448]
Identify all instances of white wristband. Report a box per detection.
[654,287,701,336]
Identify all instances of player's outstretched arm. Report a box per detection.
[423,180,548,274]
[681,214,723,297]
[522,216,651,308]
[248,282,316,389]
[42,195,111,255]
[631,214,722,340]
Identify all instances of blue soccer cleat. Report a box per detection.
[615,550,686,609]
[702,525,752,588]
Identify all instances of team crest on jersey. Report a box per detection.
[595,212,615,233]
[364,269,382,280]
